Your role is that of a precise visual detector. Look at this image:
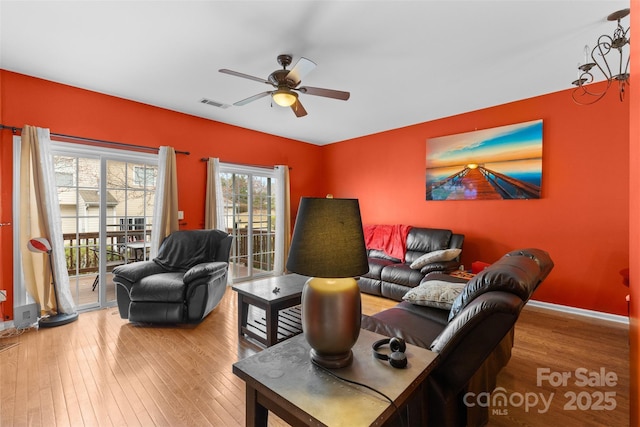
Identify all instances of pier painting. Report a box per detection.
[426,120,543,201]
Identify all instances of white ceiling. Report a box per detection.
[0,0,630,145]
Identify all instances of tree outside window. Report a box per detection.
[133,165,157,187]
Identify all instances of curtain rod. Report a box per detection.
[0,124,190,155]
[200,157,292,170]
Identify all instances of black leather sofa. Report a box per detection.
[361,248,554,426]
[113,229,232,324]
[359,226,465,301]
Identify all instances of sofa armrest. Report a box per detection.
[429,292,522,393]
[113,261,165,284]
[419,259,461,275]
[183,262,228,284]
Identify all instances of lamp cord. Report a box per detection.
[310,359,407,427]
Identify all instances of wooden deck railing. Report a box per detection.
[63,228,276,276]
[229,228,275,272]
[63,231,149,275]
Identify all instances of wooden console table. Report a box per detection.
[233,328,439,426]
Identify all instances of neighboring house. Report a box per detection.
[55,158,156,236]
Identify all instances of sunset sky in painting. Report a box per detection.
[426,119,543,172]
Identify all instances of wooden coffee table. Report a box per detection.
[232,274,308,347]
[233,328,439,426]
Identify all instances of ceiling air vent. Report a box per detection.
[199,98,231,109]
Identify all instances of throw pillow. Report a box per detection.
[409,248,462,270]
[402,280,466,310]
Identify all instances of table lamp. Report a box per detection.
[27,237,79,327]
[286,197,369,368]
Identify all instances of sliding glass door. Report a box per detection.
[57,147,157,311]
[13,139,157,312]
[219,165,278,282]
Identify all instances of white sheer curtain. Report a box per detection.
[205,158,225,231]
[19,126,75,315]
[273,165,291,275]
[150,146,179,258]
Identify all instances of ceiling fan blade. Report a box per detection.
[298,86,350,101]
[234,91,272,106]
[286,57,316,85]
[219,69,270,85]
[291,99,308,118]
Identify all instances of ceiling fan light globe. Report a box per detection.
[272,90,297,107]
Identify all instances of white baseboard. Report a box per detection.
[527,299,629,325]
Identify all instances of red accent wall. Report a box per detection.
[0,69,632,318]
[0,70,8,322]
[322,88,630,316]
[0,70,324,320]
[628,0,639,423]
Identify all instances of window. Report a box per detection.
[55,171,74,186]
[54,156,76,186]
[133,165,157,187]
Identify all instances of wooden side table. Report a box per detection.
[233,328,439,426]
[232,274,307,347]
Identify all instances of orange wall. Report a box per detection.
[323,88,630,316]
[0,70,631,319]
[0,70,8,322]
[628,0,639,423]
[0,70,324,319]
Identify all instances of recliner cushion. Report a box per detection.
[130,272,186,302]
[154,229,227,271]
[448,255,541,321]
[393,300,450,325]
[361,309,444,349]
[381,263,424,287]
[358,277,382,296]
[367,249,401,263]
[381,281,415,301]
[183,261,228,284]
[405,228,453,263]
[506,248,554,282]
[363,257,397,280]
[113,260,165,284]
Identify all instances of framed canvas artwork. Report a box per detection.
[426,119,543,201]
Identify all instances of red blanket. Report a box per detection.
[363,224,412,262]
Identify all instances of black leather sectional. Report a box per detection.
[362,248,554,426]
[359,226,465,301]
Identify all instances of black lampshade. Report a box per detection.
[286,197,369,278]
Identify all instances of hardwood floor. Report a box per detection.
[489,306,629,426]
[0,287,629,426]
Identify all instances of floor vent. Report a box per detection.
[199,98,231,109]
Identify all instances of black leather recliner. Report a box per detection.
[113,229,232,324]
[361,248,554,426]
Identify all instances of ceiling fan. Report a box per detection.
[219,54,350,118]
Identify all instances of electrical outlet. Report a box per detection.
[0,290,6,302]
